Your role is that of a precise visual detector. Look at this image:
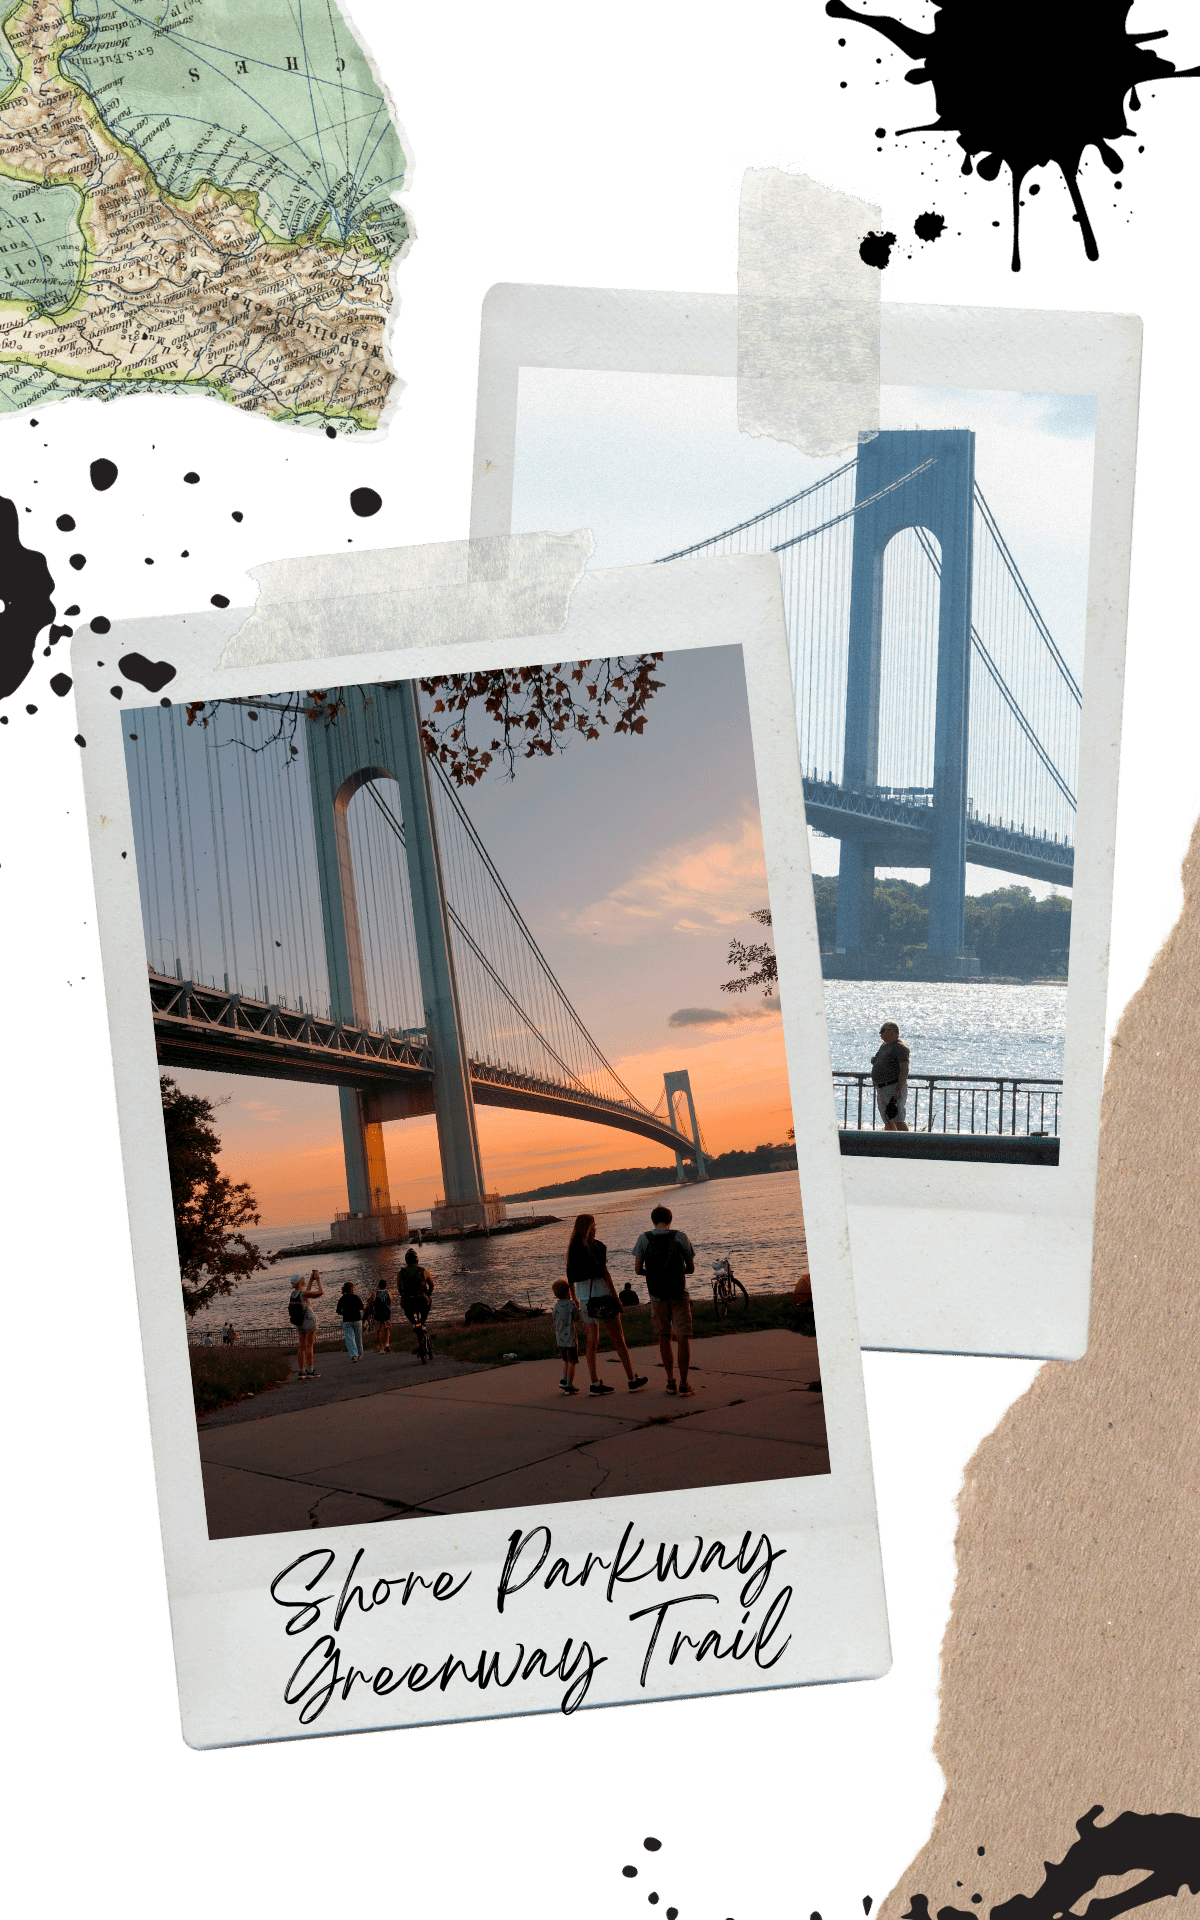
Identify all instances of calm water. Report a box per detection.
[824,980,1067,1081]
[189,984,1064,1334]
[191,1172,808,1335]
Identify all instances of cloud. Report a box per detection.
[568,809,770,945]
[669,999,781,1028]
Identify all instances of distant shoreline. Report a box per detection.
[505,1156,798,1205]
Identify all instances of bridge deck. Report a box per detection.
[149,973,698,1161]
[803,779,1074,887]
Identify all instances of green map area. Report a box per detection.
[0,0,409,428]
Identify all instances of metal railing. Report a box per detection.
[834,1071,1061,1137]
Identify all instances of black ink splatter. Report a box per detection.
[914,210,946,240]
[110,686,122,700]
[211,593,230,608]
[623,1866,639,1879]
[90,616,111,634]
[904,1807,1200,1920]
[118,653,176,695]
[69,553,86,570]
[89,457,118,491]
[350,486,383,517]
[860,229,898,267]
[0,496,56,701]
[644,1840,662,1853]
[50,673,72,696]
[184,471,200,484]
[827,1,1200,270]
[64,604,79,616]
[56,513,75,532]
[325,425,337,439]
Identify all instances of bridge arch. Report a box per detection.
[836,429,976,961]
[877,525,941,795]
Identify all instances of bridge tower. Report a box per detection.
[663,1070,708,1183]
[306,682,505,1240]
[834,427,977,975]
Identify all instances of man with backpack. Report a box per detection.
[633,1205,696,1397]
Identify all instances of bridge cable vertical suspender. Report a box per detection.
[177,707,208,985]
[201,727,230,988]
[212,724,242,997]
[281,753,315,1014]
[166,706,195,978]
[155,717,182,975]
[235,709,268,1000]
[130,733,158,971]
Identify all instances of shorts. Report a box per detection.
[650,1295,693,1339]
[372,1308,391,1323]
[875,1080,907,1124]
[557,1342,579,1364]
[402,1300,430,1326]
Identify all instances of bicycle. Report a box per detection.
[403,1302,435,1362]
[710,1257,749,1317]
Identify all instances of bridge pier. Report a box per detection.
[831,428,978,978]
[305,682,506,1239]
[664,1069,708,1182]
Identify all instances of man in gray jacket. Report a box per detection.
[871,1022,910,1131]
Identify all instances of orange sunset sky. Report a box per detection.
[163,645,798,1227]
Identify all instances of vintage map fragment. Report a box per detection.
[0,1,409,428]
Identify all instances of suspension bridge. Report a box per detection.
[661,428,1080,978]
[127,682,709,1244]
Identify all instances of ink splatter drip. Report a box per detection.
[826,0,1200,269]
[350,486,383,517]
[914,211,946,241]
[620,1835,679,1917]
[860,229,898,267]
[118,653,176,695]
[0,496,55,700]
[903,1807,1200,1920]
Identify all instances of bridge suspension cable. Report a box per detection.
[656,451,1081,858]
[124,695,659,1120]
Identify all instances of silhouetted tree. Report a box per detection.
[160,1075,267,1317]
[183,655,667,788]
[722,908,777,996]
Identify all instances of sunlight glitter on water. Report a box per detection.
[189,1172,808,1334]
[824,980,1067,1081]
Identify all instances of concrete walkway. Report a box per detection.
[198,1331,828,1540]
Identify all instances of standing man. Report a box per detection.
[634,1204,696,1397]
[871,1020,910,1131]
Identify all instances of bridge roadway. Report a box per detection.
[148,972,698,1162]
[802,778,1074,887]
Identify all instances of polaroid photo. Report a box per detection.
[74,550,889,1745]
[469,287,1142,1362]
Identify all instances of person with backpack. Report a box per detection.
[565,1214,647,1396]
[370,1280,393,1353]
[287,1271,324,1381]
[399,1248,435,1330]
[335,1280,366,1361]
[634,1205,696,1396]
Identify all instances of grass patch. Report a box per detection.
[410,1290,815,1368]
[191,1346,293,1415]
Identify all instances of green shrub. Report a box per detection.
[191,1346,292,1415]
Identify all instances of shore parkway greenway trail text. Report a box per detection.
[0,0,408,427]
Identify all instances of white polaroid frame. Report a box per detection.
[74,553,889,1747]
[469,286,1141,1362]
